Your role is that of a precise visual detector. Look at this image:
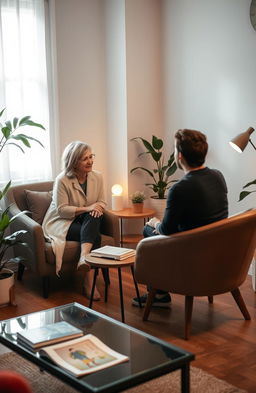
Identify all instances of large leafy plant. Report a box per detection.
[0,108,45,273]
[130,135,177,199]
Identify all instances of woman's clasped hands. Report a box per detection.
[88,202,104,218]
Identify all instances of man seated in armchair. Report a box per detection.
[132,129,229,308]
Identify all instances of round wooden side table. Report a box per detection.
[85,254,142,323]
[109,208,155,246]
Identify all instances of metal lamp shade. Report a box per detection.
[229,127,255,153]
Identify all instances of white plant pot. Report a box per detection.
[0,268,15,306]
[149,197,167,220]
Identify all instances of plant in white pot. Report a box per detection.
[0,108,45,305]
[130,135,177,219]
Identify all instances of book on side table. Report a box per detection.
[90,245,135,260]
[17,321,83,349]
[39,334,129,377]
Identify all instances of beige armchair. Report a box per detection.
[3,181,120,298]
[134,209,256,339]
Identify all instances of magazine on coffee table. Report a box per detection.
[90,245,135,260]
[39,334,129,377]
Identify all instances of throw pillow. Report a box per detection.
[24,190,52,225]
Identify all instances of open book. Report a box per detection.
[39,334,129,377]
[90,245,135,260]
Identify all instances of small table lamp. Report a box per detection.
[111,184,123,211]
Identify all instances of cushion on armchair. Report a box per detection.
[24,190,52,224]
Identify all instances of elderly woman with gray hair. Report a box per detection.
[42,141,106,300]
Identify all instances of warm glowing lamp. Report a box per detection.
[229,127,256,153]
[111,184,123,211]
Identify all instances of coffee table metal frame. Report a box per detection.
[0,303,194,393]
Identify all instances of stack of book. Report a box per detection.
[90,245,135,260]
[17,321,83,349]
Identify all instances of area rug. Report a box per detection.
[0,352,246,393]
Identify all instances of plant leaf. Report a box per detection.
[166,162,177,177]
[131,137,156,155]
[5,142,25,153]
[13,117,19,129]
[152,135,163,150]
[0,181,11,201]
[130,166,155,178]
[243,179,256,189]
[238,191,255,201]
[10,134,44,148]
[0,108,5,118]
[151,151,161,162]
[18,116,31,126]
[156,180,167,188]
[167,152,175,165]
[0,213,10,231]
[1,126,11,138]
[23,120,45,130]
[11,135,31,147]
[5,120,12,131]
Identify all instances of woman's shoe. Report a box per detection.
[77,257,90,272]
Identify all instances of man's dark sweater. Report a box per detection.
[158,167,228,235]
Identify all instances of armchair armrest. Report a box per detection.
[8,202,48,275]
[135,235,175,291]
[101,210,120,246]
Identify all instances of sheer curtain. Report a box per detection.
[0,0,52,186]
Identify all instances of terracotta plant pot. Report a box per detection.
[0,268,16,306]
[132,203,144,213]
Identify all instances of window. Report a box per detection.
[0,0,52,186]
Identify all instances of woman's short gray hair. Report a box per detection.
[62,141,91,177]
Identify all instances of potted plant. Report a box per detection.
[130,135,177,218]
[130,191,146,213]
[0,108,44,305]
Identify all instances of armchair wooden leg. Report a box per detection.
[185,296,194,340]
[208,296,213,304]
[231,288,251,320]
[9,285,17,306]
[42,276,50,298]
[17,263,25,281]
[143,289,156,321]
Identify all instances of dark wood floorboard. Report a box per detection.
[0,268,255,392]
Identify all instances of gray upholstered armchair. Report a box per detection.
[134,209,256,339]
[3,181,120,298]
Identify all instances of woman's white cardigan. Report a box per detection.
[42,170,106,274]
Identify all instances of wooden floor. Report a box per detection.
[0,268,256,392]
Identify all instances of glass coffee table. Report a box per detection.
[0,302,194,392]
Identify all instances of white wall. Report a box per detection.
[104,0,128,204]
[54,0,107,179]
[52,0,164,209]
[126,0,164,206]
[162,0,256,214]
[52,0,256,215]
